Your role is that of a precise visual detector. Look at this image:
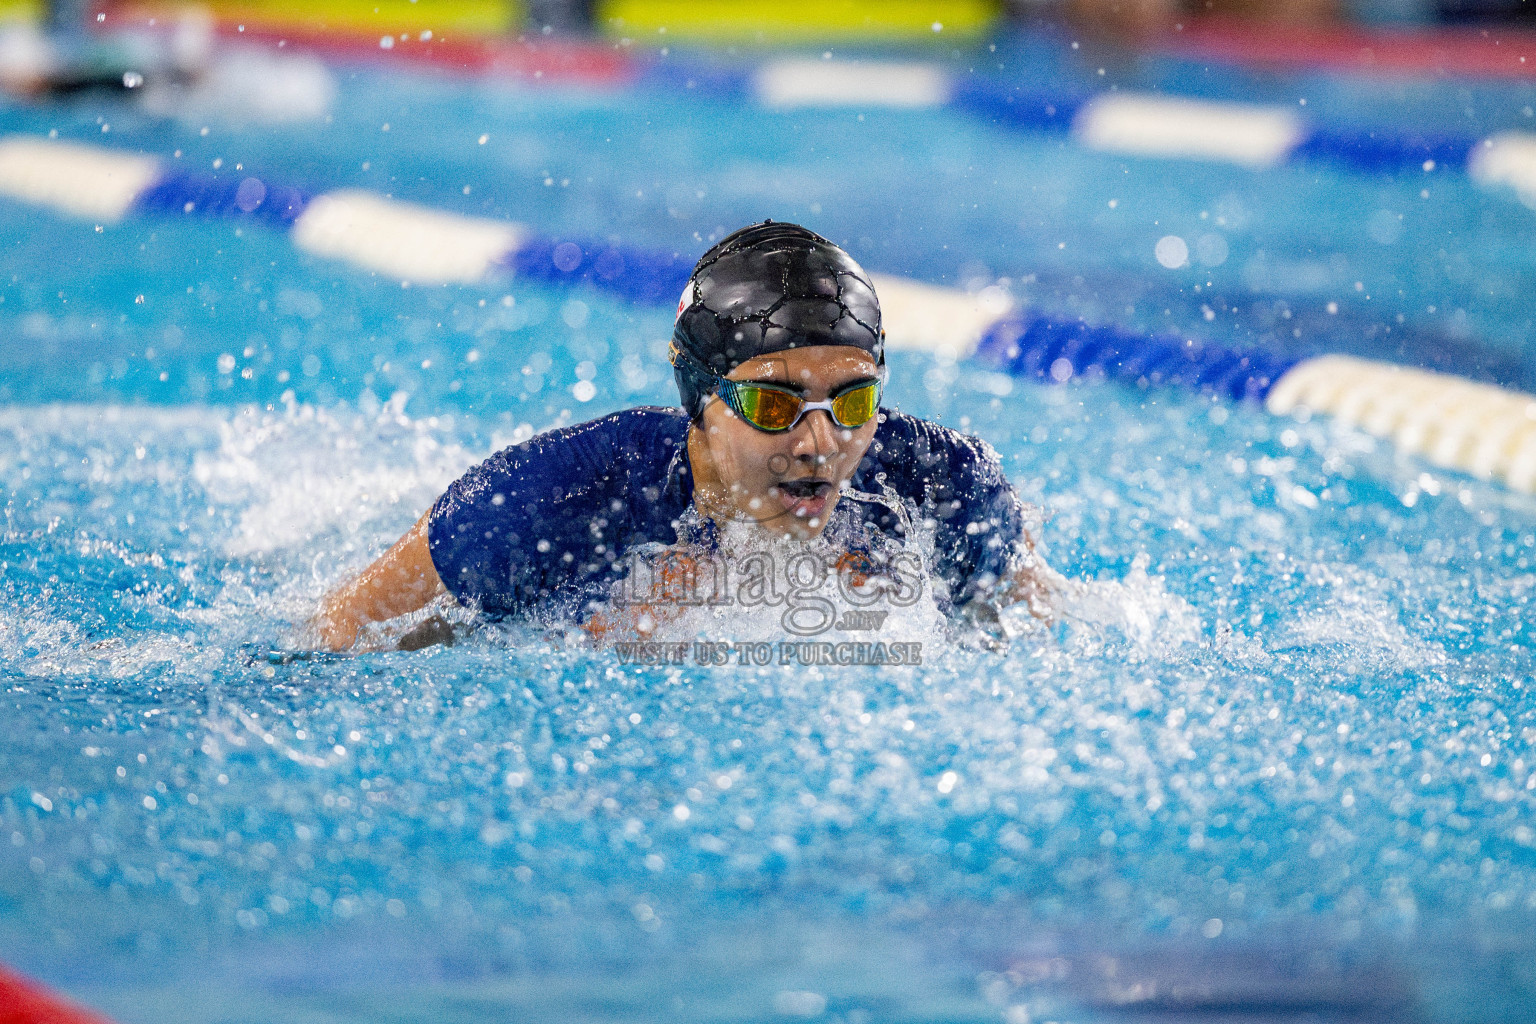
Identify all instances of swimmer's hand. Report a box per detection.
[960,559,1070,653]
[582,547,701,647]
[583,601,687,647]
[307,513,447,653]
[307,600,363,652]
[1005,560,1070,624]
[1000,528,1070,625]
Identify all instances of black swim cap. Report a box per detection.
[671,221,884,421]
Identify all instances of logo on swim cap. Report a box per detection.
[675,279,693,324]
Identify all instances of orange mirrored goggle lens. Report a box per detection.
[829,381,880,428]
[731,385,805,431]
[728,380,881,432]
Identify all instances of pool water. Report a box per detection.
[3,33,1536,1023]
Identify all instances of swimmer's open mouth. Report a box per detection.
[778,479,833,500]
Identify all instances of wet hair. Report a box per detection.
[671,221,884,421]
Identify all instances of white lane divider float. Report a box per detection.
[291,190,526,285]
[1266,355,1536,492]
[869,273,1013,359]
[0,136,161,222]
[754,58,952,109]
[5,134,1536,496]
[1468,131,1536,208]
[1070,94,1306,170]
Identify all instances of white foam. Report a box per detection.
[0,136,161,222]
[1042,553,1204,658]
[189,397,478,558]
[1468,131,1536,207]
[0,597,205,683]
[1283,594,1445,674]
[754,59,951,109]
[292,190,525,285]
[1073,94,1305,170]
[869,273,1011,359]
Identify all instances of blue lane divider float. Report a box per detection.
[974,313,1301,404]
[3,134,1535,492]
[133,168,311,228]
[503,235,691,305]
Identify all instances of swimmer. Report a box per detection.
[309,222,1065,651]
[0,1,207,101]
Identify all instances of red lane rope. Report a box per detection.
[234,24,636,82]
[0,966,115,1024]
[1162,16,1536,80]
[110,5,638,84]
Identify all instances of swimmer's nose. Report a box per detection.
[791,407,841,460]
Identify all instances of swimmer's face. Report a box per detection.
[691,346,881,540]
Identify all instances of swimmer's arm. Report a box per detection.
[309,512,446,651]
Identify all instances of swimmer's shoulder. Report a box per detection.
[440,407,689,512]
[620,405,692,439]
[868,407,1004,474]
[432,406,692,569]
[493,406,690,463]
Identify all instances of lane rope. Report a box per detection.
[741,57,1536,191]
[4,134,1535,492]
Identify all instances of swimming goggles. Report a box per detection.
[670,341,884,433]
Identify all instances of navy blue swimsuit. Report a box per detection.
[427,407,1030,622]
